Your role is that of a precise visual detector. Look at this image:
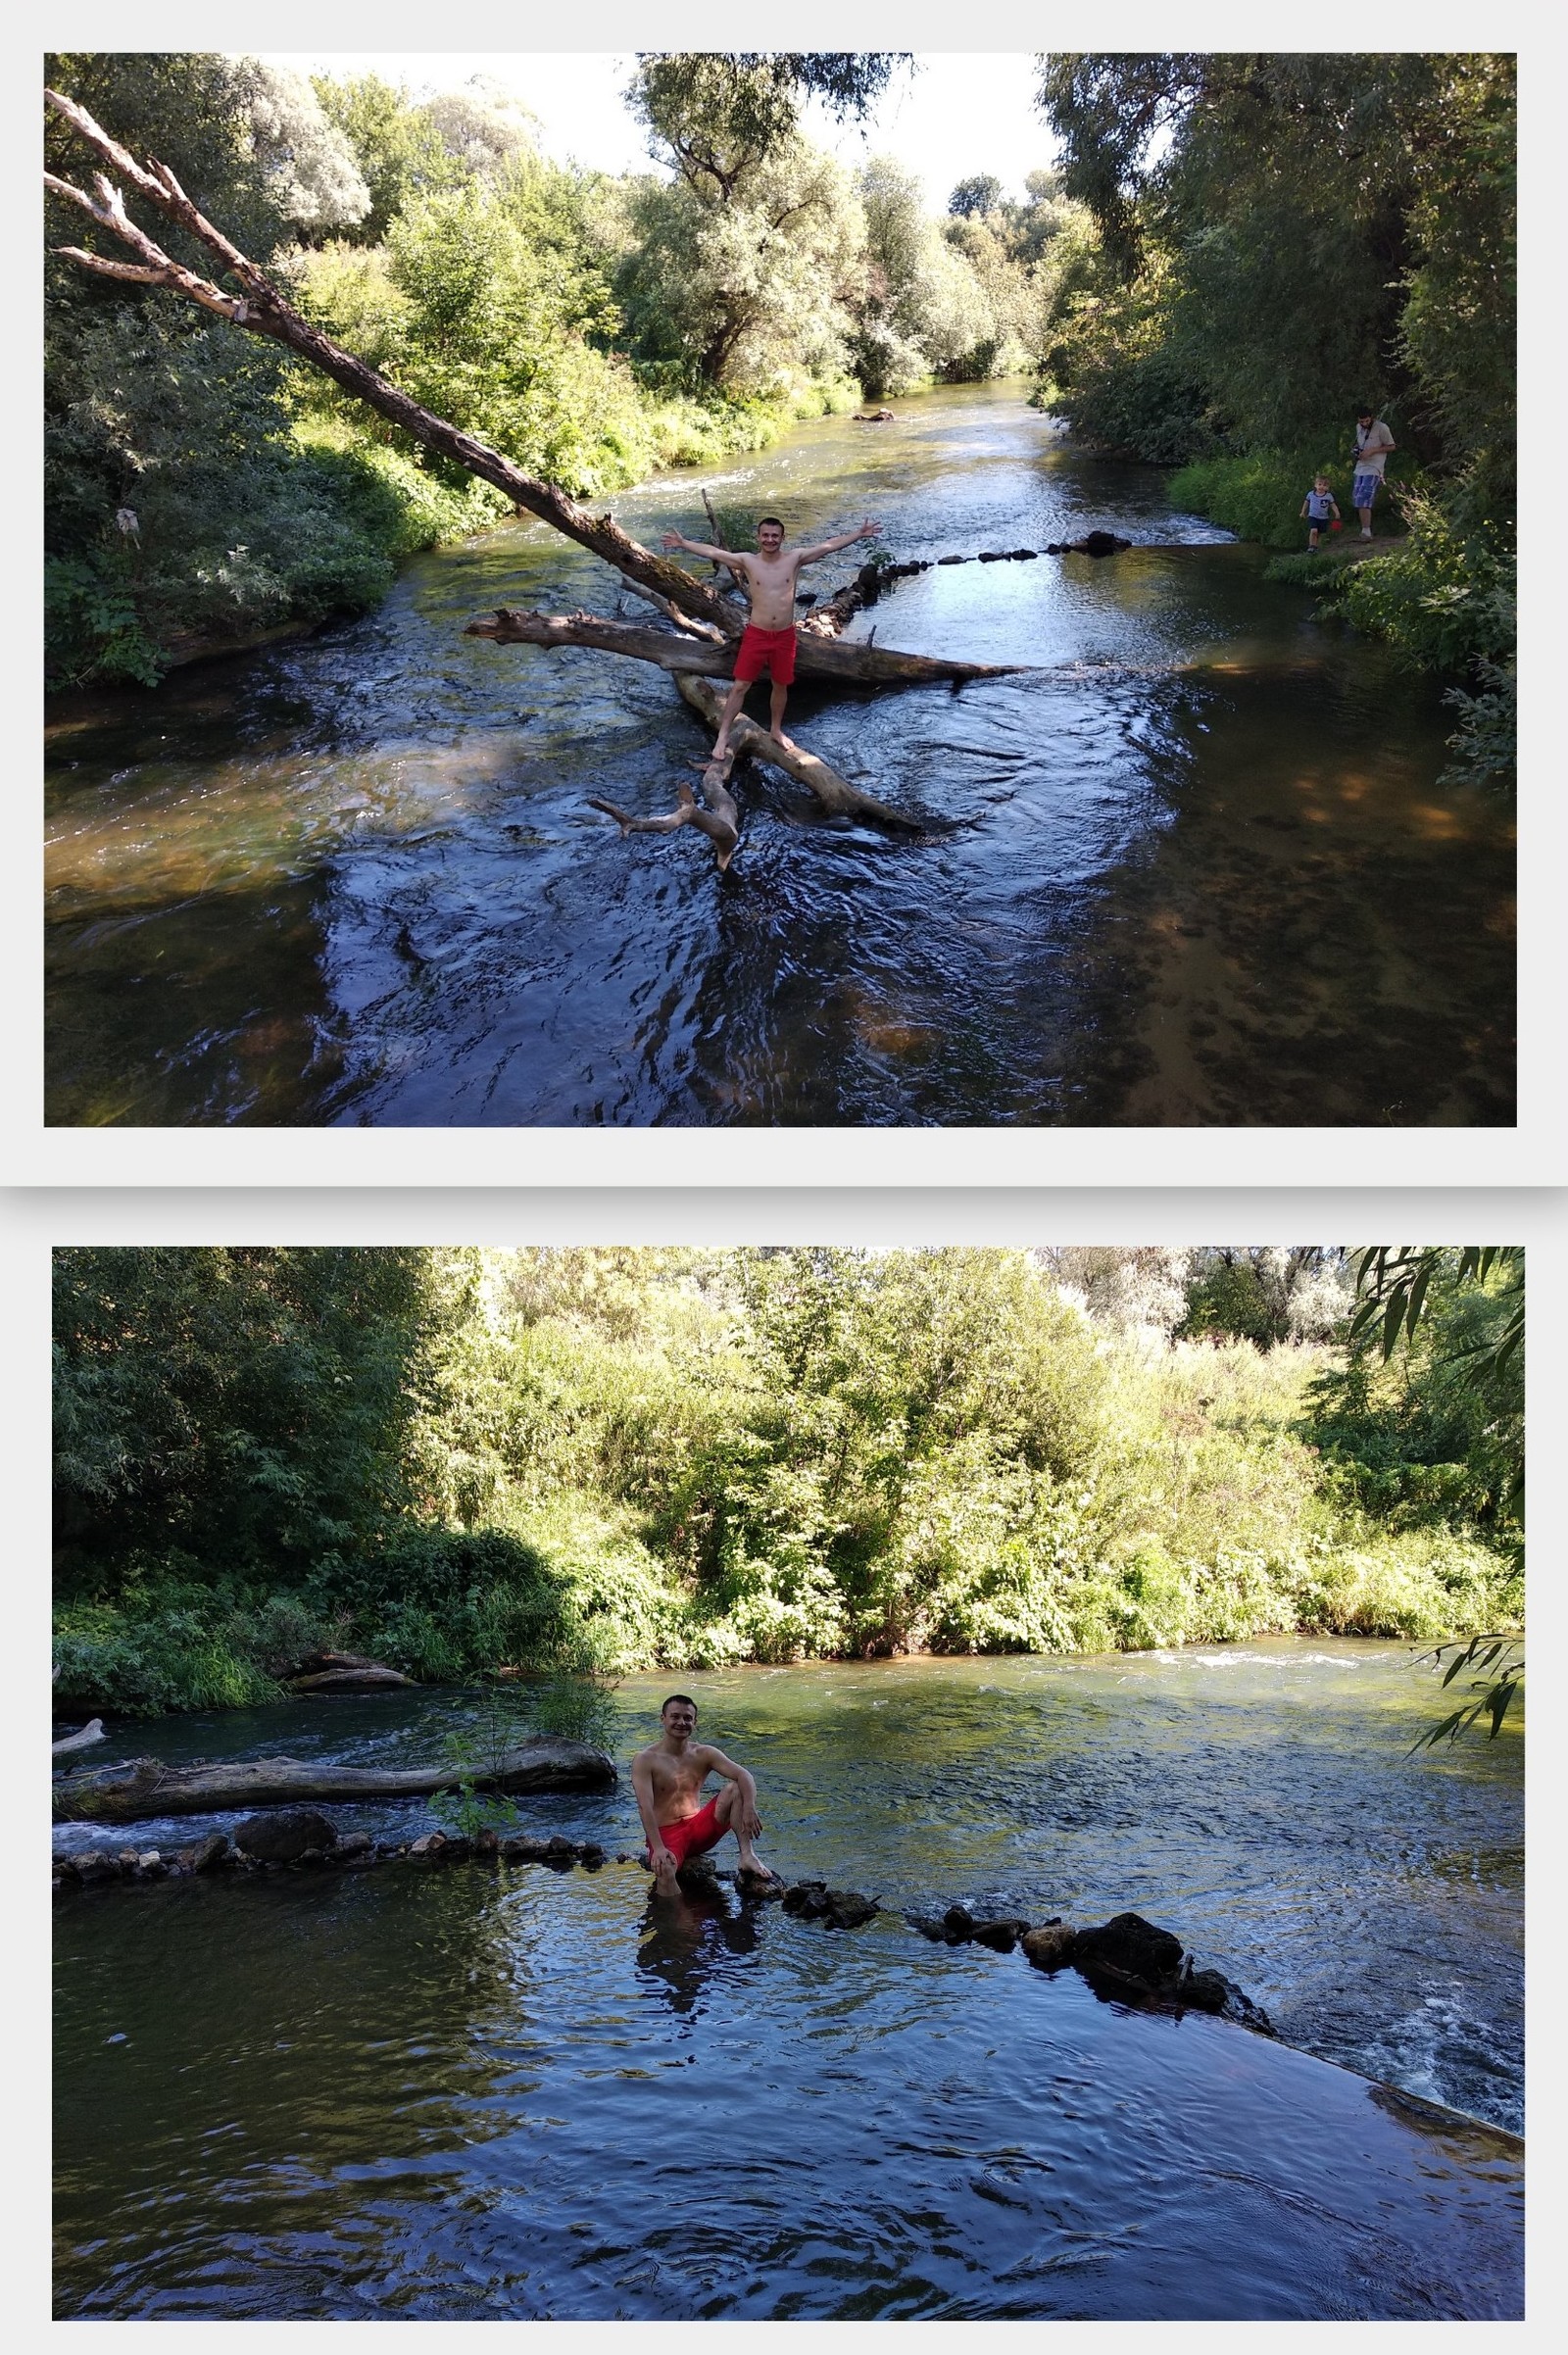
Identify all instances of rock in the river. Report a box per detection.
[1021,1921,1077,1972]
[184,1832,231,1874]
[970,1916,1033,1953]
[1072,1911,1185,1992]
[1068,530,1133,558]
[782,1880,879,1930]
[1180,1964,1274,2034]
[233,1808,339,1864]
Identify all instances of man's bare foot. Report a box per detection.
[736,1858,781,1889]
[769,727,798,753]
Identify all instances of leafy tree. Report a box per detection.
[311,72,466,244]
[1340,1247,1523,1743]
[852,156,994,394]
[53,1247,436,1591]
[949,173,1003,218]
[615,135,865,394]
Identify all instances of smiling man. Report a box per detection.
[631,1693,779,1893]
[661,513,881,758]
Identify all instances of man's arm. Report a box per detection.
[698,1745,761,1838]
[662,529,749,573]
[794,516,882,566]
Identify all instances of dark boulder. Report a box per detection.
[1009,548,1037,561]
[579,1843,607,1871]
[74,1851,122,1886]
[1072,1911,1186,1997]
[182,1832,230,1874]
[970,1916,1033,1954]
[233,1808,339,1864]
[936,553,968,565]
[782,1879,880,1930]
[1071,530,1133,558]
[941,1903,976,1943]
[1181,1965,1274,2034]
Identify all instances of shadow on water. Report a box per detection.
[46,384,1514,1125]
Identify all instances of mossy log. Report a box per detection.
[53,1737,615,1824]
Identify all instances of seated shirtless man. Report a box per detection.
[631,1693,777,1894]
[660,513,881,759]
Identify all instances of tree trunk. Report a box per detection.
[53,1738,616,1823]
[465,606,1016,688]
[44,88,1009,682]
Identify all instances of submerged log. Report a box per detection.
[53,1736,615,1824]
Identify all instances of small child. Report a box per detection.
[1300,474,1341,550]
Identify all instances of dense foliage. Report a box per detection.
[1034,53,1516,781]
[44,51,1077,688]
[52,1248,1522,1718]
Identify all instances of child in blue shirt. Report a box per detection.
[1299,474,1341,550]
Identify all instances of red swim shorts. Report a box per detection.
[651,1796,725,1868]
[733,623,797,685]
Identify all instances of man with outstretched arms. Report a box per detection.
[661,513,881,758]
[631,1693,777,1893]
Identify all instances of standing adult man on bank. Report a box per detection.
[1351,407,1396,540]
[631,1693,779,1894]
[661,513,881,759]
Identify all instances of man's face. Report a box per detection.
[758,524,784,556]
[662,1701,697,1741]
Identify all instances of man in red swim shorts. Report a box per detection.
[631,1693,780,1894]
[661,511,881,760]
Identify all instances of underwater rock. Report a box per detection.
[233,1808,340,1864]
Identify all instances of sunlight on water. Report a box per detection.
[46,385,1514,1126]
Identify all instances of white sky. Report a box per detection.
[272,53,1057,210]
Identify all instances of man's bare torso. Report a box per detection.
[729,551,802,631]
[633,1739,719,1827]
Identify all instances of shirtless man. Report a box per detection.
[660,513,882,758]
[631,1693,777,1894]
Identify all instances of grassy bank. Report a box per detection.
[53,1250,1522,1719]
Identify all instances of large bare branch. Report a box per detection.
[674,674,923,831]
[44,88,740,634]
[44,89,1032,685]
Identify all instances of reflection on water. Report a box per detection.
[45,384,1514,1124]
[54,1643,1522,2321]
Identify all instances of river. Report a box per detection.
[45,384,1515,1126]
[54,1639,1523,2319]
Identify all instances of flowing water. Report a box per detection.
[54,1640,1523,2319]
[45,384,1515,1126]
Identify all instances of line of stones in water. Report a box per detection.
[53,1804,1273,2035]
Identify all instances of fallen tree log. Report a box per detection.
[53,1718,105,1756]
[464,606,1018,688]
[44,91,1019,692]
[53,1737,615,1823]
[674,674,923,831]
